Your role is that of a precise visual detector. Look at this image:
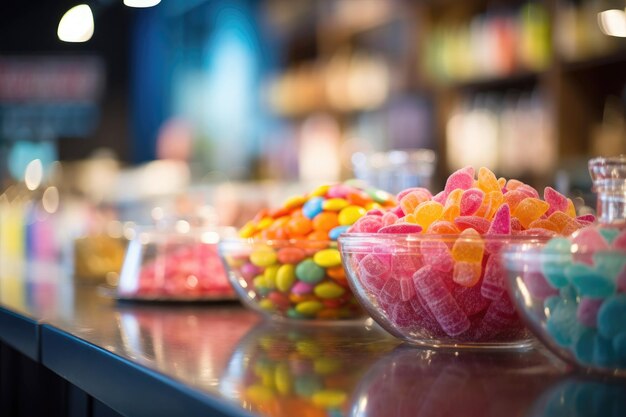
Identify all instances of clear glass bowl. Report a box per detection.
[219,239,366,321]
[504,237,626,377]
[338,233,551,349]
[117,226,237,301]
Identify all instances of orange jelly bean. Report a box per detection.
[312,211,339,232]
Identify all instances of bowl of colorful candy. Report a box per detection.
[220,182,396,321]
[339,166,588,349]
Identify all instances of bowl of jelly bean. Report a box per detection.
[220,181,396,321]
[339,166,588,348]
[505,156,626,376]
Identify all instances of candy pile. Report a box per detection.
[342,166,589,343]
[128,242,234,299]
[521,227,626,369]
[223,182,396,320]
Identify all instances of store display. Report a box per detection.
[220,181,395,320]
[505,156,626,375]
[339,166,588,348]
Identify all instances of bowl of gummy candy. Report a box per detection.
[504,156,626,375]
[339,166,589,349]
[219,181,396,321]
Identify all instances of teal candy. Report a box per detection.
[559,285,578,301]
[544,295,561,315]
[599,228,620,245]
[573,328,595,365]
[593,334,617,367]
[613,332,626,362]
[566,264,615,298]
[287,308,307,320]
[598,295,626,339]
[541,238,572,288]
[329,225,350,240]
[295,259,326,284]
[303,197,324,219]
[546,300,581,347]
[294,374,323,397]
[593,251,626,281]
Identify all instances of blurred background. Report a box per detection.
[0,0,625,282]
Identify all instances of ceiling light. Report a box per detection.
[57,4,94,42]
[598,9,626,37]
[123,0,161,7]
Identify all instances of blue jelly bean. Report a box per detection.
[547,300,582,347]
[593,334,617,367]
[593,251,626,281]
[566,264,615,298]
[329,225,349,240]
[559,285,578,301]
[302,197,324,219]
[613,332,626,362]
[541,238,572,288]
[599,228,620,245]
[598,295,626,339]
[544,295,561,314]
[573,328,595,365]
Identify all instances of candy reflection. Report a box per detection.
[221,322,397,417]
[351,346,565,417]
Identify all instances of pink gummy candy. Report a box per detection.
[400,277,416,302]
[391,205,405,218]
[396,187,432,202]
[391,253,423,280]
[391,301,418,328]
[366,209,384,216]
[474,296,519,340]
[349,216,383,233]
[382,211,399,226]
[523,271,558,300]
[516,184,540,199]
[571,226,610,265]
[380,278,401,305]
[453,261,482,287]
[481,255,505,301]
[488,204,511,235]
[518,228,558,237]
[445,167,475,194]
[615,230,626,250]
[379,223,423,234]
[413,265,470,336]
[577,297,603,328]
[454,216,491,234]
[460,189,485,216]
[432,190,448,205]
[421,240,454,272]
[359,253,391,278]
[452,281,490,316]
[510,217,523,232]
[544,187,568,216]
[576,214,595,223]
[503,190,527,212]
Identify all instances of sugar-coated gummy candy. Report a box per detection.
[451,228,484,263]
[481,255,505,300]
[378,223,423,234]
[459,189,484,216]
[381,211,398,226]
[421,240,454,272]
[512,198,550,229]
[452,280,490,316]
[413,201,444,231]
[544,186,569,216]
[478,167,500,193]
[348,216,383,233]
[597,295,626,339]
[571,227,610,265]
[577,297,603,328]
[444,167,474,194]
[359,253,391,279]
[541,237,572,289]
[454,216,490,234]
[523,270,559,300]
[427,220,460,234]
[565,263,615,298]
[546,299,581,347]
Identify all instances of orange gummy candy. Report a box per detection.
[512,198,550,229]
[451,228,484,263]
[400,190,431,215]
[477,167,500,193]
[528,219,560,233]
[414,201,444,231]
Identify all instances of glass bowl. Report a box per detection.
[219,238,366,321]
[338,232,552,349]
[117,226,237,301]
[504,236,626,377]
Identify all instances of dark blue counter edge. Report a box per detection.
[0,306,39,361]
[41,325,256,417]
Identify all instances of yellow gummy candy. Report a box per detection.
[445,189,463,208]
[512,198,550,229]
[451,228,484,263]
[566,198,576,218]
[478,167,500,193]
[414,201,444,231]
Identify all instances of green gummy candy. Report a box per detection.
[541,238,573,288]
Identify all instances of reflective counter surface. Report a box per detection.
[2,262,626,417]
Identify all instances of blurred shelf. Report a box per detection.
[558,50,626,73]
[436,70,543,92]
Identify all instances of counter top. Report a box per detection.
[1,261,626,417]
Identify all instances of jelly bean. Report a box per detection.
[312,390,347,408]
[328,225,349,240]
[544,186,569,216]
[477,167,500,193]
[296,300,325,316]
[427,220,460,234]
[268,291,291,310]
[294,375,323,397]
[264,265,279,288]
[413,265,470,336]
[256,217,274,231]
[597,295,626,339]
[326,265,346,280]
[258,299,275,311]
[459,188,484,216]
[302,197,324,219]
[287,308,307,319]
[313,211,340,232]
[577,297,603,328]
[566,264,615,297]
[241,262,263,281]
[338,205,366,226]
[284,195,307,209]
[454,216,490,234]
[453,261,482,287]
[481,255,505,300]
[414,201,444,231]
[347,190,373,206]
[276,264,296,292]
[323,198,349,211]
[287,216,313,238]
[314,282,345,299]
[239,221,257,238]
[291,281,314,295]
[379,223,423,234]
[513,198,550,228]
[295,259,326,284]
[277,247,306,264]
[326,184,350,198]
[313,248,342,268]
[444,166,474,194]
[367,188,394,204]
[250,248,277,267]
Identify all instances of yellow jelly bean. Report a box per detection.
[296,340,321,358]
[239,221,256,238]
[309,184,330,198]
[275,363,292,395]
[256,217,274,230]
[264,265,279,288]
[250,248,277,267]
[245,385,275,403]
[276,264,296,292]
[254,276,269,289]
[313,357,342,375]
[312,390,347,408]
[259,299,275,311]
[295,300,324,316]
[338,205,366,226]
[365,202,381,211]
[313,248,342,268]
[284,195,307,209]
[314,282,345,299]
[322,198,349,211]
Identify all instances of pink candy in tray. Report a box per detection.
[339,166,589,348]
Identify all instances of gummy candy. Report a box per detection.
[459,189,484,216]
[512,198,550,229]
